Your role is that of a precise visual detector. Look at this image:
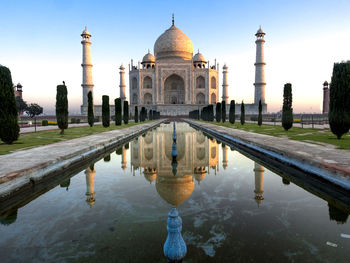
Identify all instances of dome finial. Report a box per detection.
[172,13,174,26]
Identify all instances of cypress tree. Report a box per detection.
[216,103,222,122]
[102,95,110,127]
[115,98,122,125]
[258,99,262,126]
[87,91,94,127]
[240,101,245,125]
[135,106,139,123]
[222,101,226,123]
[0,66,19,144]
[329,62,350,139]
[123,100,129,125]
[56,84,68,135]
[229,100,235,124]
[209,105,214,121]
[149,109,153,120]
[141,107,146,122]
[282,83,293,131]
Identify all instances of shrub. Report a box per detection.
[94,116,99,122]
[240,101,245,125]
[0,66,20,144]
[329,62,350,139]
[42,120,48,126]
[282,83,293,131]
[258,99,262,126]
[88,91,94,127]
[123,100,129,125]
[135,106,138,123]
[71,118,76,124]
[56,84,68,135]
[222,101,226,122]
[102,95,110,127]
[115,98,122,125]
[76,118,80,124]
[229,100,235,124]
[216,102,222,122]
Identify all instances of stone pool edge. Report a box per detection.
[0,120,165,199]
[185,119,350,191]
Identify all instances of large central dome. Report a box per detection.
[154,25,194,60]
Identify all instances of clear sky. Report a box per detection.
[1,0,350,114]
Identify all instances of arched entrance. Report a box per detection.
[164,74,185,104]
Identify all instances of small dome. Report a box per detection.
[323,81,329,86]
[223,64,228,70]
[154,25,193,60]
[81,27,91,37]
[193,51,206,63]
[142,52,155,63]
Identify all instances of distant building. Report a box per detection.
[322,81,330,114]
[14,83,23,99]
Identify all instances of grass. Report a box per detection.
[0,121,149,155]
[201,121,350,150]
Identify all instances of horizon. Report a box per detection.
[1,0,350,114]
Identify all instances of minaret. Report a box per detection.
[81,27,94,108]
[121,145,127,170]
[253,162,265,205]
[119,64,126,102]
[322,81,330,114]
[222,65,229,104]
[85,164,96,207]
[222,144,228,169]
[254,27,266,105]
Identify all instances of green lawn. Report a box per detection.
[0,122,148,155]
[201,121,350,150]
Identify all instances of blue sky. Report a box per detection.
[1,0,350,114]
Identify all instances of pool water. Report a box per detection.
[0,122,349,262]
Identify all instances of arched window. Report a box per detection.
[196,93,205,104]
[132,93,138,104]
[196,76,205,89]
[143,76,152,89]
[144,93,152,104]
[211,77,216,89]
[132,77,137,89]
[211,93,216,104]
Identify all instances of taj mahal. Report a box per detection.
[80,17,267,116]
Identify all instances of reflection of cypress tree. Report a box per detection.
[328,203,349,224]
[124,143,129,150]
[0,209,18,225]
[89,163,94,171]
[104,155,111,162]
[60,178,71,190]
[282,178,290,185]
[115,147,123,155]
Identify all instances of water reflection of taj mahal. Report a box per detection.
[130,122,219,206]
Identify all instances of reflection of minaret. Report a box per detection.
[222,144,228,169]
[121,146,127,170]
[253,162,264,205]
[85,164,96,207]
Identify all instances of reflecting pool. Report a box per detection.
[0,122,349,262]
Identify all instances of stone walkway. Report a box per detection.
[20,122,102,134]
[186,120,350,190]
[0,120,163,197]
